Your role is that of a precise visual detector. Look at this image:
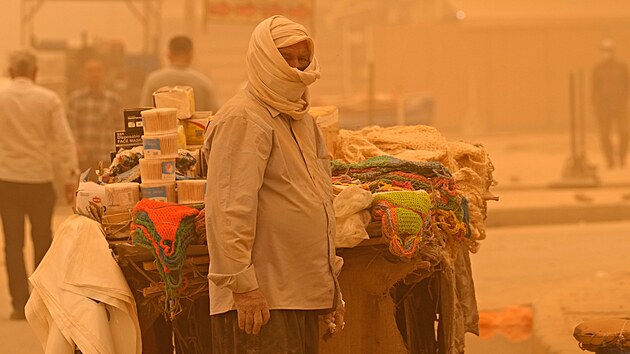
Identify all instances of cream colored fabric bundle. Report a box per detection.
[26,215,142,354]
[246,15,320,120]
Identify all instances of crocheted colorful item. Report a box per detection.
[333,155,471,257]
[130,198,199,318]
[331,155,460,212]
[372,191,432,258]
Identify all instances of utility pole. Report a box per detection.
[551,70,600,188]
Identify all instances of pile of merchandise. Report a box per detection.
[73,86,213,325]
[332,124,495,254]
[325,123,496,354]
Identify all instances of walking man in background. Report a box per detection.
[67,57,122,175]
[203,15,344,354]
[592,39,630,169]
[0,49,78,320]
[140,35,220,112]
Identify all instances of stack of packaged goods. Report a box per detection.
[177,110,210,204]
[153,86,208,205]
[139,108,178,203]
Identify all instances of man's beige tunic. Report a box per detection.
[203,87,340,315]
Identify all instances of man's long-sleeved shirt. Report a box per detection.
[0,78,78,183]
[67,88,122,171]
[139,65,220,113]
[203,87,340,315]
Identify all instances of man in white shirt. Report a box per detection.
[0,49,78,320]
[139,35,220,112]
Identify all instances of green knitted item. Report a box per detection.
[333,156,471,258]
[332,155,462,217]
[372,191,432,258]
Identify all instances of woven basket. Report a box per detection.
[573,317,630,352]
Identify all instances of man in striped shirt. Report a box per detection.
[67,58,123,176]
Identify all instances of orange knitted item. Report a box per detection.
[130,198,200,318]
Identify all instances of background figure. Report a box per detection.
[591,39,630,169]
[139,35,220,112]
[0,49,78,320]
[203,16,344,354]
[67,58,123,175]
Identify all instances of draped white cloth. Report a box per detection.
[246,15,320,120]
[25,215,142,354]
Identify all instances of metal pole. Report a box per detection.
[577,70,586,160]
[569,72,577,160]
[368,61,375,125]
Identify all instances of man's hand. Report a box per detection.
[233,288,270,335]
[322,300,346,341]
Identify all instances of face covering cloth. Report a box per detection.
[246,15,320,120]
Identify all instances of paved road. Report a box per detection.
[468,220,630,354]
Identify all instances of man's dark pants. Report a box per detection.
[596,108,629,167]
[0,180,55,314]
[211,309,320,354]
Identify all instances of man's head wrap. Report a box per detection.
[246,15,320,120]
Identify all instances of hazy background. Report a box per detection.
[3,0,630,135]
[1,2,630,353]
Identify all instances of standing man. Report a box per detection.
[203,15,344,354]
[140,35,220,112]
[67,57,123,175]
[592,39,630,169]
[0,49,78,320]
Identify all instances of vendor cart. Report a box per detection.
[110,216,476,354]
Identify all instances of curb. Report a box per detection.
[486,203,630,227]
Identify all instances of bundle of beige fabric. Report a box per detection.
[333,124,496,253]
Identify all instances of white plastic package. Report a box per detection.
[333,186,373,248]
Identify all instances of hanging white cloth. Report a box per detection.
[25,214,142,354]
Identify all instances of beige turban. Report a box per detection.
[246,15,320,120]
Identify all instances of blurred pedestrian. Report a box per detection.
[203,15,344,354]
[591,39,629,169]
[139,35,220,112]
[0,49,78,320]
[67,57,122,176]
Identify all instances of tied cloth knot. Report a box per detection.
[130,199,199,319]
